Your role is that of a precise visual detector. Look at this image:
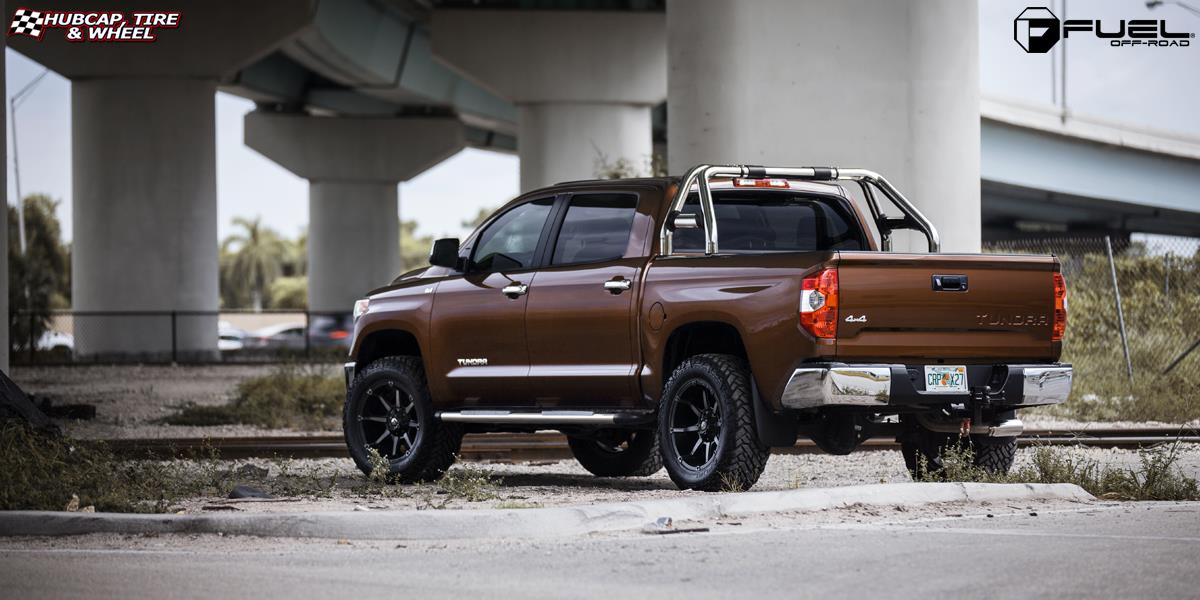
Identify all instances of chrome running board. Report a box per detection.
[437,410,644,425]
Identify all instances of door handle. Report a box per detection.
[502,283,528,298]
[931,274,968,292]
[603,279,632,294]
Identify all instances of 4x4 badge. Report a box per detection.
[844,315,867,323]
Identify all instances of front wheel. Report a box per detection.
[343,356,463,482]
[658,354,770,491]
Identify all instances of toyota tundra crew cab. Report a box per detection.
[342,165,1073,491]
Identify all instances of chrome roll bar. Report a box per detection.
[659,165,941,255]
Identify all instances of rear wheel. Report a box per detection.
[567,429,662,477]
[658,354,770,491]
[900,422,1017,479]
[343,356,463,482]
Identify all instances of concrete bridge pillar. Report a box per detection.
[666,0,981,252]
[244,112,464,313]
[9,0,315,359]
[433,10,666,192]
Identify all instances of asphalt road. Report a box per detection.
[1,503,1197,599]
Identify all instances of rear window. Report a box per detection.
[673,192,865,253]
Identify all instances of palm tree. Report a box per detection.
[221,216,288,311]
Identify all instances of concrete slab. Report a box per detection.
[0,482,1092,540]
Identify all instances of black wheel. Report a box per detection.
[900,423,1017,479]
[658,354,770,491]
[567,429,662,477]
[343,356,463,482]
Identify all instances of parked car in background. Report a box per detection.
[308,314,353,349]
[245,322,307,350]
[218,321,247,352]
[36,331,74,352]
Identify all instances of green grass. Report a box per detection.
[165,365,343,430]
[915,442,1199,501]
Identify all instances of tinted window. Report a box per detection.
[673,192,864,253]
[471,198,554,271]
[551,194,638,265]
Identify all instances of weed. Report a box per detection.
[437,463,499,503]
[365,447,392,484]
[914,441,1199,501]
[0,421,215,512]
[165,365,343,430]
[718,472,748,493]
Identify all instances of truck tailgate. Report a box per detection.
[835,252,1059,361]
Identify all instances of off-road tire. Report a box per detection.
[900,424,1017,479]
[658,354,770,491]
[567,430,662,477]
[344,356,463,482]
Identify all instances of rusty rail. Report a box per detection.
[101,428,1200,461]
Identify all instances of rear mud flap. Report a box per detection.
[752,379,798,447]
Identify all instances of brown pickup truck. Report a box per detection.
[343,165,1072,491]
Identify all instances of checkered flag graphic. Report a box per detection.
[9,8,45,38]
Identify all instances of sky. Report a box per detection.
[5,0,1199,244]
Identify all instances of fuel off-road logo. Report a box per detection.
[1015,6,1192,52]
[8,7,180,42]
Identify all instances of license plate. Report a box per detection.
[924,365,967,393]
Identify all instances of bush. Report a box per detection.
[0,421,221,512]
[915,441,1199,501]
[166,365,343,430]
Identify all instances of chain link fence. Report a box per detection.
[986,235,1200,422]
[9,310,352,365]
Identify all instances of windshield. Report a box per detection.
[673,191,866,253]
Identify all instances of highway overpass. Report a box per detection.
[5,0,1198,362]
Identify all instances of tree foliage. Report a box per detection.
[7,195,71,349]
[399,219,434,273]
[219,217,292,311]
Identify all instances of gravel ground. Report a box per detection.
[164,444,1200,515]
[11,365,1197,440]
[9,364,342,439]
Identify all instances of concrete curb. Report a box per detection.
[0,482,1093,540]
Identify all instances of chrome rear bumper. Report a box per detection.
[780,364,1072,410]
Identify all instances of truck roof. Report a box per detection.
[543,176,851,197]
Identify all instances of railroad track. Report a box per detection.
[105,427,1200,461]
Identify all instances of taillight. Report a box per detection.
[1052,272,1067,341]
[801,268,838,339]
[733,178,790,189]
[329,330,350,340]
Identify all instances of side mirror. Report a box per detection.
[429,238,461,269]
[668,211,700,231]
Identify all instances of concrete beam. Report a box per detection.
[433,9,666,191]
[8,0,315,79]
[667,0,981,252]
[432,10,665,104]
[244,112,464,183]
[245,111,465,312]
